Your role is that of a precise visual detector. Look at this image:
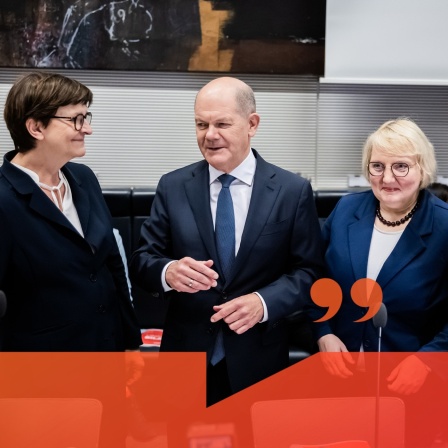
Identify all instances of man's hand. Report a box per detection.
[387,354,430,395]
[166,257,218,293]
[211,293,264,334]
[317,334,355,378]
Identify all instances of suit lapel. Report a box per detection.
[348,190,432,291]
[28,189,76,232]
[62,165,91,236]
[228,154,281,283]
[2,153,80,234]
[348,193,377,280]
[185,162,219,265]
[63,164,115,255]
[376,191,432,289]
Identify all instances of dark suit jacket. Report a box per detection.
[0,151,141,351]
[310,189,448,362]
[130,149,324,393]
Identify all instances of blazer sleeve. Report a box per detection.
[84,168,142,349]
[106,238,142,349]
[0,205,13,290]
[304,200,338,340]
[129,174,175,297]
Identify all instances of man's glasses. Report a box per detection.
[368,162,418,178]
[48,112,92,131]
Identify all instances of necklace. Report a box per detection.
[39,177,65,211]
[376,201,419,227]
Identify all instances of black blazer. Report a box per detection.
[130,149,324,393]
[0,151,141,351]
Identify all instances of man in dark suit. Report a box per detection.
[130,76,324,406]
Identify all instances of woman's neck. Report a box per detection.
[12,151,61,186]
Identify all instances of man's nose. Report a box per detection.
[206,125,219,139]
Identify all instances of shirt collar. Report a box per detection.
[209,149,256,186]
[12,162,66,187]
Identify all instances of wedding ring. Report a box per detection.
[188,280,193,288]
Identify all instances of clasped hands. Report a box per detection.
[166,257,263,334]
[317,334,431,395]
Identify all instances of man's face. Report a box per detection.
[194,88,259,173]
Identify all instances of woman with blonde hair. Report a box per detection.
[309,117,448,447]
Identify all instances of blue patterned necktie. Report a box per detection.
[215,174,236,281]
[211,174,236,365]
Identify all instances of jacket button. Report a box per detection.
[151,292,159,298]
[206,327,213,334]
[89,273,97,282]
[98,304,106,313]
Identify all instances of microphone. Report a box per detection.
[372,303,387,329]
[0,290,6,318]
[372,302,388,351]
[372,303,387,448]
[373,302,388,328]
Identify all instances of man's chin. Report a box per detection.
[205,149,227,161]
[204,152,232,171]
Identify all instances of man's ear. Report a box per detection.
[25,117,45,141]
[248,112,260,137]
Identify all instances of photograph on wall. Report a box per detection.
[0,0,325,74]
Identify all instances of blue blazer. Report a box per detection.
[130,149,324,393]
[0,151,141,351]
[311,189,448,358]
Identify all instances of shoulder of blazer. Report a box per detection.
[428,189,448,214]
[0,152,38,197]
[323,190,375,239]
[63,161,94,177]
[62,162,98,188]
[160,159,207,183]
[252,148,310,190]
[411,188,448,237]
[327,190,375,221]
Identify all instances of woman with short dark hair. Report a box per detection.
[0,71,141,351]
